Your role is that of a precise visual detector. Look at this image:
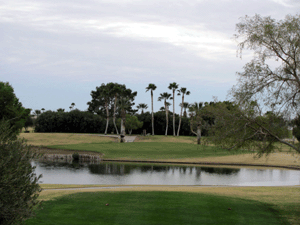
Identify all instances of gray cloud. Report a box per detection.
[1,0,299,111]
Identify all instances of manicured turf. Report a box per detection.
[48,142,247,160]
[25,191,287,225]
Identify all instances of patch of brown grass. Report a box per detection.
[161,152,300,168]
[39,184,300,204]
[20,133,116,146]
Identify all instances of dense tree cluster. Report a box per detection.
[87,83,137,135]
[35,110,105,133]
[135,111,194,136]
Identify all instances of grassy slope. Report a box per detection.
[25,191,289,225]
[37,185,300,225]
[21,133,300,167]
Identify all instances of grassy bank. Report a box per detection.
[48,142,247,160]
[25,190,291,225]
[21,133,300,168]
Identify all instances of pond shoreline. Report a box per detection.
[34,147,300,170]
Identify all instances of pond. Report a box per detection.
[32,161,300,186]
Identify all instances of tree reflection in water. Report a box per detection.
[87,163,240,176]
[33,160,300,186]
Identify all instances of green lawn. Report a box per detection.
[25,191,288,225]
[48,142,247,160]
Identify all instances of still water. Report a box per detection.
[32,161,300,186]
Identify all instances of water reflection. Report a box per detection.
[32,161,300,186]
[87,163,240,176]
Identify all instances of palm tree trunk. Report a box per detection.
[113,94,119,135]
[165,101,168,136]
[173,90,175,136]
[151,90,154,135]
[177,94,184,136]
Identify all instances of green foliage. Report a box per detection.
[0,120,42,225]
[136,103,148,114]
[72,152,79,161]
[117,114,143,134]
[24,116,34,131]
[134,111,192,136]
[0,82,30,134]
[207,101,290,154]
[87,83,137,117]
[35,110,105,133]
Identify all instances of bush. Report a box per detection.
[72,152,80,161]
[0,120,42,225]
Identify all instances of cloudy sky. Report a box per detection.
[1,0,300,113]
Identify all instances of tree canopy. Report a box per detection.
[210,14,300,154]
[0,82,30,134]
[87,83,137,134]
[232,14,300,115]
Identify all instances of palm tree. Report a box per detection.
[168,82,179,136]
[57,108,65,112]
[137,103,148,114]
[158,92,172,136]
[177,88,190,136]
[146,83,157,135]
[189,102,204,145]
[33,109,41,118]
[182,102,189,118]
[41,108,45,113]
[70,103,75,111]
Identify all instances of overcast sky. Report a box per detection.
[1,0,300,114]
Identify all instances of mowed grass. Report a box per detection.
[20,132,299,166]
[36,185,300,225]
[48,142,246,160]
[25,191,288,225]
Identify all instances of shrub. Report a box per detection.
[0,120,42,225]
